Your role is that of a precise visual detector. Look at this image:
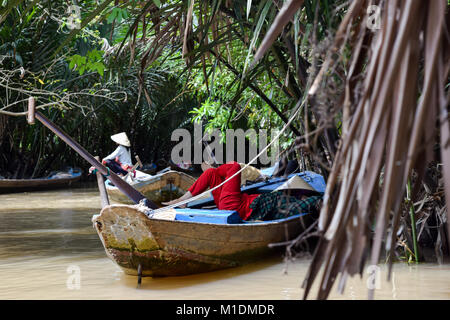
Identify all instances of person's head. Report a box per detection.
[201,161,218,172]
[110,132,131,147]
[201,161,212,172]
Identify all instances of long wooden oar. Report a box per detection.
[95,156,110,209]
[27,98,158,209]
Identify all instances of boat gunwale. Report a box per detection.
[100,203,308,228]
[105,170,195,189]
[0,171,82,187]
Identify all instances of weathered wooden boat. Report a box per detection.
[0,168,82,193]
[92,171,326,277]
[105,169,196,205]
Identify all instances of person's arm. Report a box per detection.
[161,191,192,208]
[102,146,121,162]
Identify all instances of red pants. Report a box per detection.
[188,162,260,220]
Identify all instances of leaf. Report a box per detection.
[251,0,305,67]
[294,10,299,72]
[116,9,123,23]
[242,0,272,76]
[107,9,117,24]
[246,0,252,20]
[182,0,195,62]
[25,5,36,23]
[97,65,104,77]
[92,61,105,76]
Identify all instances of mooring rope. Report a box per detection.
[148,97,306,215]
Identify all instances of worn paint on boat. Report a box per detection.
[105,170,196,205]
[94,171,325,277]
[0,168,82,193]
[92,204,313,277]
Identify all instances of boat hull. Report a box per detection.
[92,204,311,277]
[106,171,196,205]
[0,171,81,193]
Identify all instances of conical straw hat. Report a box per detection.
[111,132,131,147]
[274,175,316,192]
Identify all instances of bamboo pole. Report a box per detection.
[135,155,143,168]
[95,156,110,208]
[27,97,35,124]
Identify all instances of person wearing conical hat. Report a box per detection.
[100,132,133,176]
[248,172,323,221]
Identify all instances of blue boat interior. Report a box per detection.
[174,208,243,224]
[174,170,325,225]
[186,171,325,209]
[47,167,82,179]
[173,208,308,225]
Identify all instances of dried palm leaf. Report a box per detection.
[302,0,449,300]
[182,0,195,64]
[251,0,305,67]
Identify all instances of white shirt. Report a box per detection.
[103,145,132,166]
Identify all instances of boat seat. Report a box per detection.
[174,209,243,224]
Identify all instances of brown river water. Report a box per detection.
[0,187,449,300]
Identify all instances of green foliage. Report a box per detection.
[0,0,350,177]
[190,98,234,137]
[106,7,129,24]
[68,49,105,76]
[0,0,197,178]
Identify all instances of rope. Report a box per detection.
[149,97,306,215]
[91,167,110,177]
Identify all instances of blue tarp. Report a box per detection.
[187,171,325,210]
[178,171,326,224]
[259,165,277,177]
[174,208,242,224]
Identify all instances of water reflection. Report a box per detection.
[0,188,104,261]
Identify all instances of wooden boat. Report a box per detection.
[23,106,323,277]
[93,171,326,277]
[105,169,196,205]
[0,168,82,193]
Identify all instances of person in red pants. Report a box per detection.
[162,161,323,222]
[162,161,260,220]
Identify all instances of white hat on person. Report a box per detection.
[111,132,131,147]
